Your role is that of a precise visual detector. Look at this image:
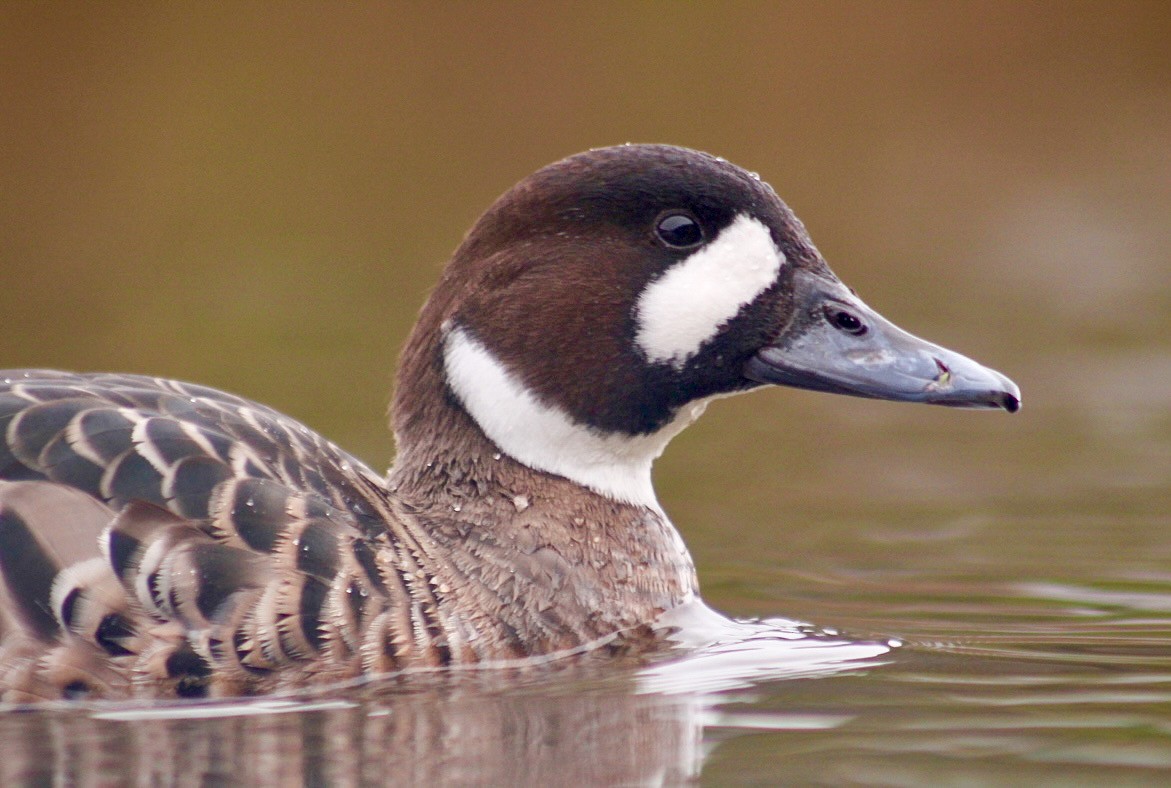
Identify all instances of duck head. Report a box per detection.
[392,144,1019,505]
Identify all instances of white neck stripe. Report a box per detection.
[442,326,710,508]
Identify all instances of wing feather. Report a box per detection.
[0,371,392,699]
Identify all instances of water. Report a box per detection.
[5,540,1171,785]
[0,608,894,785]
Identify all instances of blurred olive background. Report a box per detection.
[2,2,1169,623]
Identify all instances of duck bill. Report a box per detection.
[744,270,1020,412]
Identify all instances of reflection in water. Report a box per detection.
[1,693,702,786]
[7,592,1171,785]
[0,607,889,785]
[8,594,1171,784]
[12,580,1171,784]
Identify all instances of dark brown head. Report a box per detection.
[392,145,1019,506]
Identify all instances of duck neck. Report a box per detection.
[387,294,699,638]
[388,352,698,637]
[392,401,696,568]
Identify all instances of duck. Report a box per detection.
[0,144,1019,702]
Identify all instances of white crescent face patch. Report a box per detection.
[634,214,785,370]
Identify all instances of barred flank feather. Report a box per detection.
[0,361,689,700]
[0,372,399,700]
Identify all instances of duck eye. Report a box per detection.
[825,305,868,336]
[655,213,703,248]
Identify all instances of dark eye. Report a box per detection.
[655,212,703,248]
[825,305,868,336]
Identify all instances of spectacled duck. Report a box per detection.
[0,145,1019,701]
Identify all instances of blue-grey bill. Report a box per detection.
[744,270,1020,412]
